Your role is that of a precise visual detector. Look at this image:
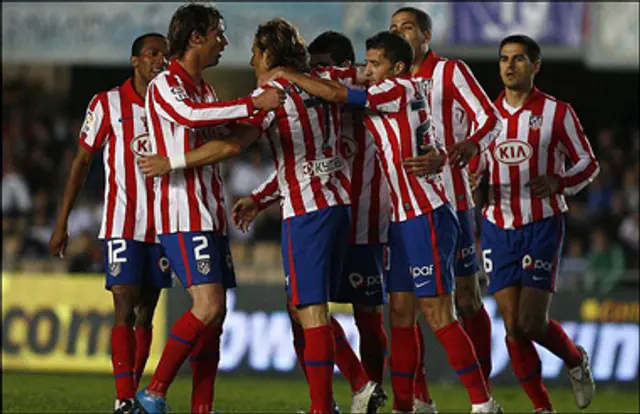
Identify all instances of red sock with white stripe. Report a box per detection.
[331,316,369,392]
[304,325,335,414]
[147,310,206,396]
[134,326,153,390]
[112,325,136,400]
[354,311,387,385]
[290,314,309,381]
[506,337,553,411]
[461,306,493,390]
[390,326,418,412]
[535,320,582,368]
[189,324,222,414]
[435,321,490,405]
[413,323,433,403]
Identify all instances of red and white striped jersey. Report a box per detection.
[415,51,502,212]
[79,78,156,242]
[244,76,351,220]
[362,76,449,222]
[471,88,599,229]
[146,60,255,235]
[250,66,390,244]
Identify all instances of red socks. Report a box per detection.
[506,337,552,410]
[461,306,493,389]
[413,324,432,403]
[134,326,153,389]
[189,324,222,413]
[112,325,136,400]
[435,321,490,405]
[147,310,206,396]
[536,320,582,368]
[304,325,335,414]
[354,311,388,385]
[390,326,418,412]
[330,316,369,392]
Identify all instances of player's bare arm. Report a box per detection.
[263,67,351,104]
[137,123,261,177]
[49,146,94,258]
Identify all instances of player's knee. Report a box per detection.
[112,290,138,326]
[516,314,547,341]
[388,296,416,326]
[455,290,482,316]
[134,303,155,328]
[193,299,226,326]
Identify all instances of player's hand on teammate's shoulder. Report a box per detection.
[258,66,287,86]
[137,154,171,177]
[448,139,480,168]
[231,196,259,233]
[48,228,69,259]
[527,174,562,198]
[252,88,286,112]
[403,145,445,176]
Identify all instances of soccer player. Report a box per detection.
[266,31,502,414]
[469,35,597,413]
[137,18,389,414]
[132,5,284,414]
[234,31,389,412]
[48,33,171,414]
[391,7,503,408]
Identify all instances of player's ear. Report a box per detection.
[532,59,541,76]
[423,29,432,44]
[393,61,406,76]
[131,56,140,70]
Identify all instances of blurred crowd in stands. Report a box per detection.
[3,77,638,293]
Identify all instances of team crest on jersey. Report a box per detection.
[342,136,358,161]
[171,86,189,102]
[109,263,121,277]
[529,115,543,130]
[197,259,211,275]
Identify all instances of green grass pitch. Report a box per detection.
[3,371,638,413]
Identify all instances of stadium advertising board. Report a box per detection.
[168,286,639,386]
[450,2,587,46]
[2,274,167,374]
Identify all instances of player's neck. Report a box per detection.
[132,74,148,100]
[411,44,429,76]
[504,85,534,109]
[177,57,203,84]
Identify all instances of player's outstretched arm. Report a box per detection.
[137,123,262,177]
[264,69,350,104]
[151,77,284,128]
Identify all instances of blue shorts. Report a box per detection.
[158,232,236,289]
[104,239,173,290]
[282,205,350,307]
[386,204,459,297]
[455,208,480,277]
[481,215,565,295]
[332,243,387,306]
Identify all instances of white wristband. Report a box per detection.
[168,154,187,170]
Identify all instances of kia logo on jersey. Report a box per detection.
[130,134,153,156]
[494,140,533,165]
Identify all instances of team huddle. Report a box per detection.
[48,4,600,414]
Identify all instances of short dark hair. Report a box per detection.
[308,31,355,65]
[131,33,165,57]
[167,4,223,59]
[254,18,310,73]
[499,34,542,62]
[365,31,413,72]
[392,7,432,32]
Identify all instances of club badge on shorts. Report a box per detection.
[197,259,211,275]
[109,263,121,277]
